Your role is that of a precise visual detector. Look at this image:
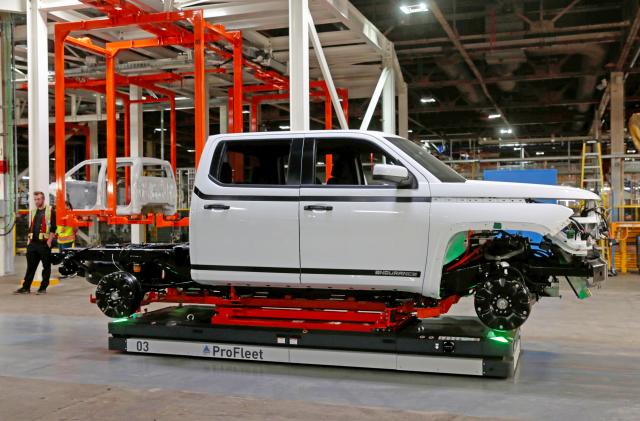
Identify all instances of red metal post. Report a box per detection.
[324,92,332,130]
[340,88,349,122]
[227,89,234,132]
[233,34,243,132]
[193,10,206,169]
[105,51,117,215]
[54,26,70,226]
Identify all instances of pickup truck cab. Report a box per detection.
[59,130,607,330]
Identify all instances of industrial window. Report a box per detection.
[210,140,292,185]
[313,139,400,186]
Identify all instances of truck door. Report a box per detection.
[190,137,302,286]
[298,135,431,294]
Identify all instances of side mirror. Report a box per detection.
[372,164,410,185]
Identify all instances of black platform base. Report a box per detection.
[108,305,521,378]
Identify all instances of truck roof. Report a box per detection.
[206,129,394,140]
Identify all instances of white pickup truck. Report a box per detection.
[57,130,607,330]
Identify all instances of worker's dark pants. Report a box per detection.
[22,241,52,291]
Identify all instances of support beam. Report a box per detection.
[0,0,25,13]
[26,0,50,282]
[382,59,396,134]
[398,82,409,138]
[219,105,228,134]
[27,0,50,208]
[428,0,509,127]
[616,5,640,70]
[87,118,98,244]
[0,16,14,275]
[289,0,309,131]
[360,67,389,131]
[129,86,144,244]
[307,10,348,130]
[610,71,625,213]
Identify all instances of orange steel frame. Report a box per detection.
[52,2,349,229]
[54,6,243,228]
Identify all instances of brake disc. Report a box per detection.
[95,271,143,318]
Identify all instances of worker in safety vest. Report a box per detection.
[14,191,56,295]
[55,201,77,250]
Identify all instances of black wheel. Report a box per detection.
[95,271,143,318]
[474,267,533,330]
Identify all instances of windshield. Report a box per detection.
[385,136,466,183]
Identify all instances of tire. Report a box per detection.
[474,266,533,330]
[95,271,143,318]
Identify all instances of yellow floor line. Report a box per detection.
[19,279,60,287]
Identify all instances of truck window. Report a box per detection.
[210,140,292,185]
[314,139,400,186]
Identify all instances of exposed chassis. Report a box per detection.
[56,234,606,332]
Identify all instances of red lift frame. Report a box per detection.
[93,287,460,333]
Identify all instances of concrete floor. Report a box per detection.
[0,257,638,421]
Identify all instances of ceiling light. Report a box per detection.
[407,129,413,133]
[279,125,290,130]
[500,128,513,135]
[420,96,436,104]
[242,110,250,114]
[400,3,428,15]
[487,113,501,119]
[187,149,195,153]
[174,96,189,100]
[536,151,545,156]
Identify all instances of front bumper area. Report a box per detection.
[586,256,607,287]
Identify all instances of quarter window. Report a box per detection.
[210,140,292,185]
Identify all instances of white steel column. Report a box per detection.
[130,86,144,243]
[219,105,228,134]
[288,0,309,131]
[87,117,99,244]
[610,71,625,211]
[27,0,50,208]
[398,82,409,138]
[0,19,14,276]
[26,0,50,283]
[382,58,396,134]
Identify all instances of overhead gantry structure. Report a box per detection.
[18,0,407,230]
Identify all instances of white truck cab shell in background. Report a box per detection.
[190,130,599,299]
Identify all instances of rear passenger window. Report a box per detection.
[210,140,292,185]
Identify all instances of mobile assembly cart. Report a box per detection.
[107,306,521,378]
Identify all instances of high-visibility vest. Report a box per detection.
[28,205,52,241]
[56,225,75,244]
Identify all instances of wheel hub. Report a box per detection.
[95,271,143,318]
[474,267,532,330]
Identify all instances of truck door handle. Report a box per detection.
[204,204,230,210]
[304,205,333,211]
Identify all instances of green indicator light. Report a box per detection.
[111,317,130,323]
[487,330,513,344]
[489,335,511,344]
